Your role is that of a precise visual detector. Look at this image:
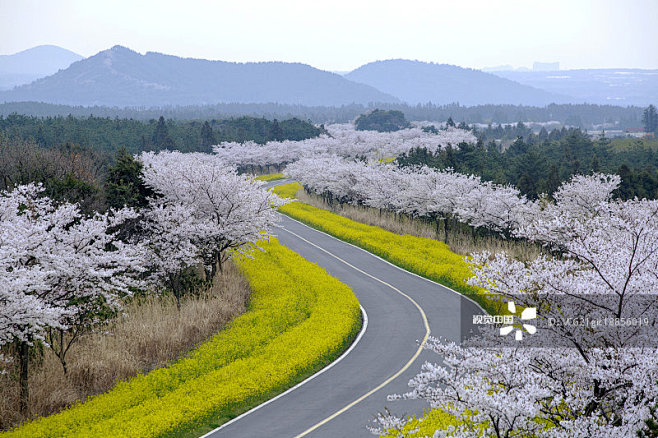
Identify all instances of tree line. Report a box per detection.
[398,126,658,200]
[0,114,324,155]
[0,101,648,128]
[0,114,323,214]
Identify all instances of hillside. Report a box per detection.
[0,46,398,107]
[345,59,569,106]
[0,45,83,90]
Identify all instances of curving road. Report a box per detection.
[203,190,482,438]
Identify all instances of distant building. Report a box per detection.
[587,130,625,139]
[533,62,560,71]
[625,128,655,139]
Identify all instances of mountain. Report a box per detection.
[0,45,83,90]
[0,46,398,107]
[345,59,570,106]
[491,69,658,106]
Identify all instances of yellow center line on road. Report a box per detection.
[275,225,431,438]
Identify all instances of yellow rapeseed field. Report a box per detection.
[253,173,285,182]
[272,183,498,314]
[4,238,361,438]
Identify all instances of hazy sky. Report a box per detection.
[2,0,657,71]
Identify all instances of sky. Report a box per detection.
[1,0,657,71]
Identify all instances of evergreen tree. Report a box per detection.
[616,164,634,200]
[152,116,175,150]
[591,155,601,173]
[200,121,216,151]
[546,164,561,197]
[643,105,658,134]
[516,172,536,198]
[270,119,283,141]
[355,110,411,132]
[105,147,154,209]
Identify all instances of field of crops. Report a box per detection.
[4,238,361,438]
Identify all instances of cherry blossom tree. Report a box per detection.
[213,123,476,169]
[140,151,287,282]
[0,184,144,412]
[372,178,658,438]
[141,202,201,309]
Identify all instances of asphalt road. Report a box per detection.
[204,193,482,438]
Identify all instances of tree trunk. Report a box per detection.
[59,329,68,376]
[169,274,182,310]
[19,340,29,415]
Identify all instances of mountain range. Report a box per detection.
[0,46,397,107]
[0,45,656,108]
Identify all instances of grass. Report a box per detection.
[0,262,250,431]
[3,238,361,437]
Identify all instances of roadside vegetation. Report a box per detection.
[3,238,361,437]
[295,187,540,260]
[0,263,250,430]
[272,183,499,314]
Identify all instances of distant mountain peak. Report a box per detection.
[345,59,569,106]
[0,46,398,107]
[0,45,84,90]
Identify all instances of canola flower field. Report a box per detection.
[4,238,361,438]
[272,182,488,437]
[253,173,285,182]
[272,183,497,314]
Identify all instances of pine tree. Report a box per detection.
[270,119,283,141]
[106,147,154,209]
[546,164,561,198]
[200,121,216,151]
[152,116,175,150]
[616,164,634,200]
[643,105,658,134]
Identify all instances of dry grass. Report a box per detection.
[0,261,251,431]
[297,190,542,261]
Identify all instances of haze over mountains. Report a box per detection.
[0,45,656,108]
[491,69,658,106]
[0,45,83,90]
[345,59,567,106]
